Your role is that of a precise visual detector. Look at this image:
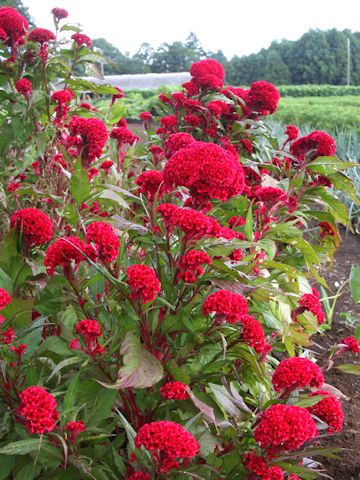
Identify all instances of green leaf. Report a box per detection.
[47,356,84,381]
[87,389,117,426]
[244,203,253,241]
[293,394,325,408]
[208,383,242,417]
[0,439,44,455]
[62,372,81,416]
[100,189,130,209]
[0,454,15,479]
[98,332,163,389]
[336,364,360,375]
[109,102,127,124]
[307,156,357,175]
[70,165,91,205]
[38,336,72,357]
[349,265,360,304]
[328,172,360,205]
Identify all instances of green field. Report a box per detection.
[273,95,360,136]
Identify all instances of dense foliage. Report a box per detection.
[0,6,360,480]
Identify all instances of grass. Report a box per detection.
[273,95,360,136]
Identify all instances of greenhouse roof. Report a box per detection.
[81,72,191,90]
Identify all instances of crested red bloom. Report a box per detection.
[86,221,120,263]
[245,81,280,115]
[319,222,337,238]
[203,290,249,324]
[10,208,54,247]
[190,59,225,90]
[51,7,69,19]
[228,216,246,228]
[99,160,114,174]
[66,420,86,442]
[71,32,91,48]
[177,249,212,283]
[44,236,96,275]
[17,386,59,434]
[10,343,27,363]
[239,314,271,355]
[15,78,32,96]
[160,381,189,400]
[126,264,161,303]
[0,27,6,41]
[135,421,200,459]
[160,115,178,128]
[243,451,284,480]
[206,100,230,117]
[68,116,108,165]
[0,288,12,309]
[308,390,344,433]
[163,141,244,202]
[254,404,317,453]
[51,89,74,104]
[29,28,55,43]
[341,336,360,353]
[0,326,14,344]
[112,87,125,101]
[290,130,336,163]
[128,473,151,480]
[0,7,28,44]
[295,287,325,324]
[272,357,324,394]
[288,475,301,480]
[240,138,253,154]
[164,132,196,157]
[253,186,288,205]
[285,125,299,141]
[135,170,165,201]
[75,319,102,337]
[110,126,138,147]
[139,111,153,122]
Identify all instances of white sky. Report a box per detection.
[23,0,360,58]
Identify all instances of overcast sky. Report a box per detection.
[23,0,359,58]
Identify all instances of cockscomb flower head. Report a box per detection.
[308,390,344,433]
[160,381,189,400]
[203,290,249,324]
[272,357,324,394]
[86,221,120,263]
[126,264,161,303]
[17,386,59,434]
[10,208,54,247]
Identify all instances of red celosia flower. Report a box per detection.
[206,100,230,117]
[203,290,249,324]
[164,132,196,157]
[68,116,108,166]
[99,160,114,174]
[29,28,55,43]
[290,130,336,163]
[239,314,271,355]
[253,186,288,205]
[243,451,284,480]
[139,111,153,122]
[10,343,27,363]
[51,89,73,104]
[0,288,12,309]
[184,114,202,126]
[182,80,199,96]
[128,473,151,480]
[272,357,324,394]
[0,326,14,344]
[17,386,59,434]
[254,404,317,453]
[240,138,253,154]
[285,125,299,141]
[135,420,200,459]
[160,115,178,128]
[66,420,86,442]
[110,126,139,147]
[308,390,344,433]
[295,287,325,324]
[112,87,125,101]
[288,475,301,480]
[0,27,6,41]
[319,222,337,238]
[51,7,68,19]
[228,216,246,228]
[126,264,161,303]
[149,145,165,164]
[75,319,102,339]
[86,221,120,263]
[163,141,245,202]
[15,78,32,96]
[71,32,91,48]
[177,250,212,283]
[160,381,189,400]
[0,7,28,44]
[245,81,280,115]
[341,336,360,353]
[44,236,96,275]
[190,59,225,79]
[135,170,165,201]
[10,208,54,247]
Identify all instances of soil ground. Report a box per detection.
[317,230,360,479]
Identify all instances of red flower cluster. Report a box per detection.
[254,404,317,453]
[164,132,196,157]
[0,326,14,344]
[126,264,161,303]
[285,125,299,141]
[51,89,74,122]
[29,28,55,43]
[0,7,28,44]
[16,386,59,434]
[160,381,189,400]
[245,81,280,115]
[341,336,360,353]
[319,222,337,238]
[252,186,288,205]
[243,451,284,480]
[308,390,344,433]
[15,78,32,96]
[99,160,114,174]
[0,288,12,310]
[272,357,324,394]
[44,236,96,275]
[139,111,153,122]
[68,116,108,166]
[75,319,104,358]
[189,58,225,90]
[66,420,86,442]
[295,287,325,324]
[203,290,249,324]
[51,7,69,20]
[157,204,215,240]
[10,208,54,247]
[110,126,139,147]
[86,221,120,263]
[71,32,92,48]
[135,170,165,201]
[164,141,244,202]
[290,130,336,163]
[135,420,200,460]
[239,314,271,356]
[177,249,212,283]
[128,473,150,480]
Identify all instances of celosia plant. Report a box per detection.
[0,6,359,480]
